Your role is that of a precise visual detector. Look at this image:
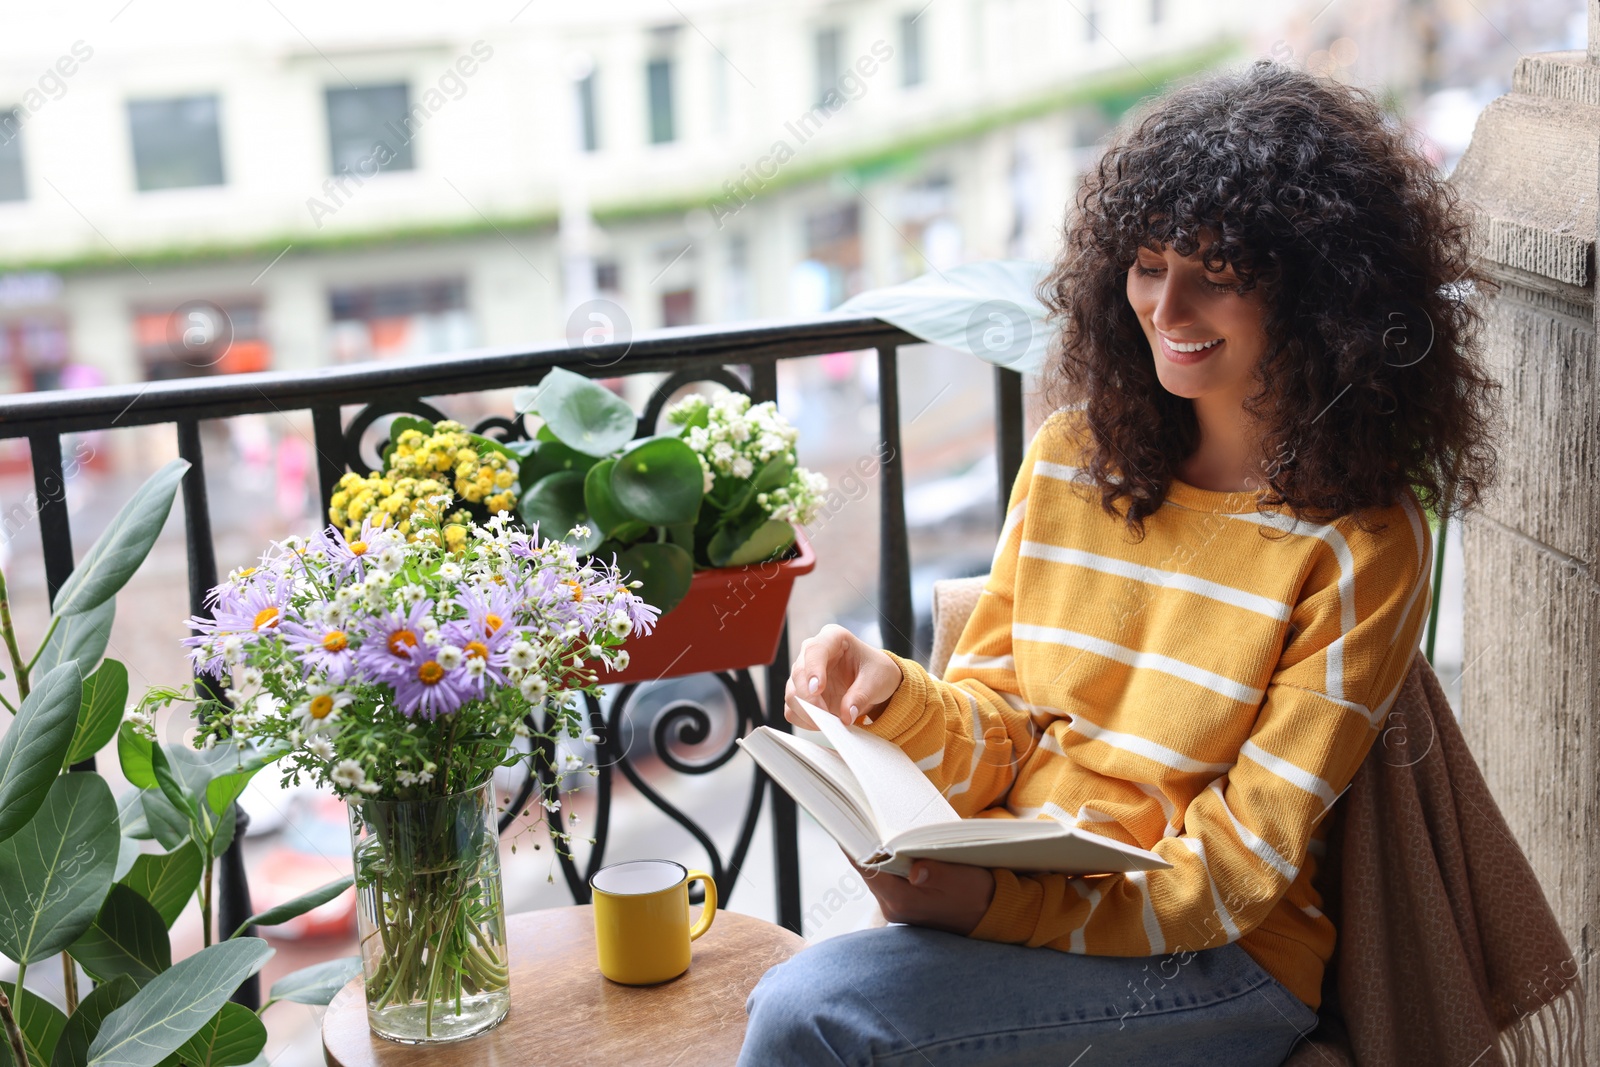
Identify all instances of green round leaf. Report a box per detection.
[722,519,798,568]
[85,937,273,1067]
[0,772,120,964]
[583,459,633,537]
[116,723,155,791]
[386,415,434,445]
[267,956,362,1007]
[66,659,129,768]
[517,367,637,457]
[610,437,704,526]
[518,472,603,554]
[68,884,172,987]
[516,440,598,492]
[171,1004,265,1067]
[0,661,83,844]
[616,543,694,617]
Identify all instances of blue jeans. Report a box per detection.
[738,925,1319,1066]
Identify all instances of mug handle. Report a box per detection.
[686,869,718,941]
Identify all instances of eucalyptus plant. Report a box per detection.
[0,459,356,1067]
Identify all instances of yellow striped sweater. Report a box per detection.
[865,407,1433,1010]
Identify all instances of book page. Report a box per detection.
[736,729,883,862]
[796,697,958,837]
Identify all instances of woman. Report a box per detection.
[738,60,1500,1066]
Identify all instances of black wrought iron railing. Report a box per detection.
[0,315,1028,1009]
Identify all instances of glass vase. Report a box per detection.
[348,778,511,1043]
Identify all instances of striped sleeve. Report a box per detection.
[968,496,1434,957]
[860,420,1055,816]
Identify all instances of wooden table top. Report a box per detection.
[322,905,806,1067]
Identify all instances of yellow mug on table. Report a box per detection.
[591,859,718,985]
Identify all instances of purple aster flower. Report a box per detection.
[281,619,357,682]
[390,642,473,720]
[315,520,400,583]
[353,599,434,684]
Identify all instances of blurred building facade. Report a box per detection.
[0,0,1254,394]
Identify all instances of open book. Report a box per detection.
[736,697,1171,878]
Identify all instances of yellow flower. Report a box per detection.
[494,470,515,489]
[330,490,349,509]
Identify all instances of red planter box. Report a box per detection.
[594,530,816,685]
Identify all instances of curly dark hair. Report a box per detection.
[1041,58,1502,541]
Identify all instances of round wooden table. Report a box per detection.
[322,905,806,1067]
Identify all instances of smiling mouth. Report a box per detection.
[1159,335,1224,363]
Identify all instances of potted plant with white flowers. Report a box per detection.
[170,497,656,1044]
[511,370,824,682]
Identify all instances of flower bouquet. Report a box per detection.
[181,500,656,1043]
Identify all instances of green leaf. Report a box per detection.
[147,747,199,830]
[266,956,361,1007]
[706,509,769,568]
[119,842,202,928]
[582,459,632,537]
[195,752,271,819]
[138,791,190,852]
[717,519,797,568]
[518,472,603,554]
[207,805,237,860]
[170,1005,264,1067]
[230,876,353,940]
[117,724,155,791]
[516,367,636,457]
[386,415,433,446]
[466,432,519,463]
[85,938,273,1067]
[66,660,129,768]
[610,436,704,526]
[514,441,599,493]
[117,790,151,841]
[0,773,119,964]
[34,600,115,680]
[68,884,172,987]
[0,980,66,1067]
[49,975,137,1067]
[0,662,83,844]
[615,543,694,617]
[51,459,189,619]
[725,455,795,517]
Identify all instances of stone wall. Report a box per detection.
[1451,32,1600,1058]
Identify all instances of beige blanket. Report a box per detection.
[923,576,1587,1065]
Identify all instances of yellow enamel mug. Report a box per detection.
[591,859,718,985]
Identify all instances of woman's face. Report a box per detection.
[1124,230,1270,407]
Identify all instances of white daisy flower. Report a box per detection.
[308,737,336,761]
[508,641,537,670]
[437,644,464,670]
[331,759,366,790]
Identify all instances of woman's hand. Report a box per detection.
[853,857,996,936]
[784,623,903,729]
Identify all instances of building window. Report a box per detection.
[0,109,25,201]
[0,315,70,391]
[133,299,268,380]
[900,14,924,87]
[803,203,861,309]
[814,27,842,107]
[1084,1,1099,43]
[646,58,675,144]
[594,260,620,293]
[127,95,225,191]
[576,70,599,152]
[328,279,471,362]
[326,84,415,176]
